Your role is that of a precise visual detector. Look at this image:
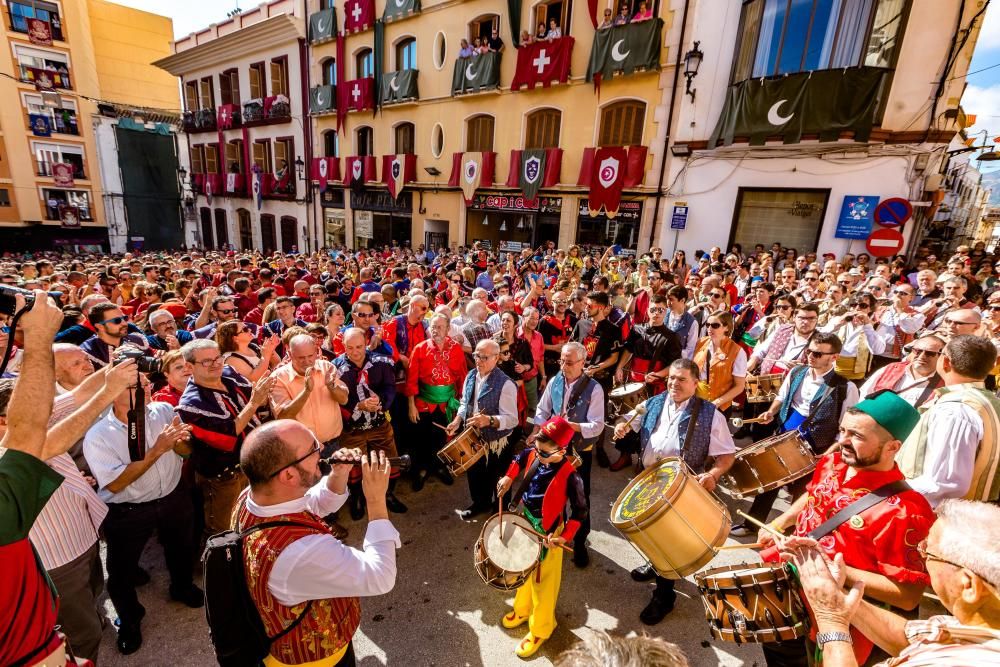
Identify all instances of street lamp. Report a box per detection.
[683,41,704,102]
[295,156,305,180]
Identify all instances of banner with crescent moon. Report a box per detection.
[383,0,420,23]
[586,18,662,93]
[708,67,886,148]
[451,52,501,95]
[309,7,337,43]
[380,69,419,105]
[310,84,336,114]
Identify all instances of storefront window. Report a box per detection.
[576,199,641,253]
[729,188,829,253]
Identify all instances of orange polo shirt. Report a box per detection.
[271,359,344,443]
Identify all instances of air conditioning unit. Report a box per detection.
[924,173,944,192]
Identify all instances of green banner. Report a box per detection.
[309,8,336,43]
[507,0,521,47]
[310,85,336,114]
[374,19,384,113]
[519,149,546,201]
[708,67,887,147]
[452,52,501,95]
[383,0,420,22]
[586,18,662,83]
[380,69,419,104]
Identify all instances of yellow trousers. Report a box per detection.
[511,545,564,639]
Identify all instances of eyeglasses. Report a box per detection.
[710,292,724,299]
[775,305,791,311]
[806,349,833,358]
[355,312,375,318]
[237,325,252,334]
[989,305,1000,311]
[98,315,128,326]
[706,322,724,330]
[893,289,913,296]
[266,440,321,480]
[806,277,818,282]
[910,348,940,358]
[472,353,497,361]
[193,356,224,368]
[217,308,237,315]
[559,357,583,365]
[917,539,970,573]
[648,307,666,314]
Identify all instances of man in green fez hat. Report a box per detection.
[753,389,937,667]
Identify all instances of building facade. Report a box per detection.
[305,0,679,254]
[155,0,313,253]
[658,0,986,260]
[0,0,177,252]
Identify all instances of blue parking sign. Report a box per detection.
[670,204,688,230]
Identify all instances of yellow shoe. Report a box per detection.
[502,611,528,629]
[515,632,547,659]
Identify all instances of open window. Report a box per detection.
[532,0,571,37]
[184,81,199,111]
[395,122,415,154]
[270,56,289,96]
[204,144,219,173]
[598,100,645,147]
[356,127,374,157]
[321,57,337,86]
[219,68,240,106]
[225,140,244,173]
[24,93,78,136]
[33,141,85,179]
[249,62,266,99]
[199,77,214,108]
[253,140,272,173]
[273,138,294,175]
[468,14,499,41]
[9,1,65,41]
[190,146,205,174]
[356,48,374,78]
[396,37,416,70]
[466,114,494,152]
[525,108,561,149]
[323,130,339,158]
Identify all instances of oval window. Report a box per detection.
[431,122,444,158]
[433,31,447,70]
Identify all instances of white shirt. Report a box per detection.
[457,371,518,433]
[668,310,699,360]
[859,364,936,406]
[245,480,400,606]
[876,308,925,358]
[698,342,748,381]
[624,398,736,469]
[83,401,183,504]
[751,330,812,366]
[821,321,886,357]
[775,368,859,419]
[902,396,981,507]
[534,374,605,441]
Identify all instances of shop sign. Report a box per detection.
[469,194,562,213]
[835,195,879,240]
[578,198,642,221]
[499,241,525,252]
[355,211,373,238]
[350,189,412,213]
[320,189,345,208]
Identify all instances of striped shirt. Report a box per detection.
[877,615,1000,666]
[29,393,108,570]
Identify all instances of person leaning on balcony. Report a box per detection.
[487,28,504,52]
[599,8,614,28]
[632,0,653,21]
[519,29,534,45]
[613,4,631,25]
[459,38,474,58]
[545,19,562,40]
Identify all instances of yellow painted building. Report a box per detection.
[306,0,678,254]
[0,0,176,250]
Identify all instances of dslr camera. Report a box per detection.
[0,284,64,316]
[114,348,162,374]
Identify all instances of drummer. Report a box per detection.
[755,391,935,667]
[446,339,518,520]
[496,416,588,659]
[613,358,735,626]
[610,294,683,471]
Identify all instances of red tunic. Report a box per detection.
[402,337,467,412]
[763,453,934,662]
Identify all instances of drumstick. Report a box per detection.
[730,415,771,428]
[514,522,574,554]
[736,511,785,543]
[719,542,764,550]
[612,404,647,440]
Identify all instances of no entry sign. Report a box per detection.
[866,227,905,257]
[873,198,912,227]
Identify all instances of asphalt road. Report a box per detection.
[94,436,938,666]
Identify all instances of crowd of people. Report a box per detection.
[1,237,999,666]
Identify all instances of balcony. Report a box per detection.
[9,11,65,42]
[182,108,217,133]
[309,8,336,44]
[242,95,292,126]
[380,70,418,105]
[222,171,248,198]
[309,85,336,115]
[452,52,500,95]
[21,65,72,90]
[27,109,79,136]
[37,159,86,181]
[261,172,296,199]
[343,78,375,113]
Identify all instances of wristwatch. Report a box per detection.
[815,631,852,649]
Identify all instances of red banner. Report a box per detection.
[217,104,238,129]
[344,0,375,33]
[58,204,80,228]
[52,162,74,188]
[344,78,375,112]
[382,154,416,199]
[511,37,574,91]
[24,67,68,90]
[343,156,377,186]
[27,18,53,46]
[448,152,496,204]
[311,157,342,191]
[587,147,627,218]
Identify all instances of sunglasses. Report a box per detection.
[706,322,725,330]
[710,292,724,299]
[910,348,940,358]
[893,289,914,296]
[217,308,237,315]
[775,305,791,311]
[648,307,666,314]
[806,349,833,358]
[98,315,128,326]
[266,440,321,480]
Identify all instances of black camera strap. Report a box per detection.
[127,383,146,462]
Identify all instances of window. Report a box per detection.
[9,1,64,41]
[525,108,561,149]
[356,48,374,79]
[396,38,417,70]
[215,209,229,248]
[431,123,444,157]
[225,141,244,172]
[321,58,337,86]
[730,188,829,254]
[184,81,199,111]
[24,93,79,136]
[204,144,219,173]
[238,210,253,250]
[249,62,266,99]
[34,142,85,178]
[261,214,277,251]
[433,31,447,69]
[323,131,339,158]
[280,216,298,252]
[190,146,205,174]
[270,57,289,96]
[0,189,9,207]
[15,46,71,89]
[466,115,494,152]
[219,68,240,106]
[199,77,214,108]
[274,138,293,174]
[469,14,499,40]
[533,0,572,37]
[598,101,644,147]
[200,208,214,248]
[732,0,906,82]
[356,127,374,157]
[43,188,92,220]
[253,140,272,172]
[395,123,415,154]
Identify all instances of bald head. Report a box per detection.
[241,420,313,488]
[54,343,94,389]
[288,333,320,374]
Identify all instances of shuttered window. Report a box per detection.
[598,101,644,147]
[395,123,415,154]
[466,115,494,152]
[525,109,561,149]
[270,57,288,96]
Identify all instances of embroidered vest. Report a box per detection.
[834,324,871,381]
[461,367,514,442]
[548,372,600,451]
[759,324,810,374]
[236,499,361,665]
[871,362,943,407]
[639,392,715,473]
[692,337,741,410]
[882,307,917,358]
[779,366,848,453]
[668,311,695,347]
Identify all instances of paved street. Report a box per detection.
[95,438,784,666]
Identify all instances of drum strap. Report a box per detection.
[807,480,911,540]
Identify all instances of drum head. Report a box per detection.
[611,459,681,525]
[482,514,541,572]
[610,382,645,397]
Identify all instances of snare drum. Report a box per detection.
[721,431,816,498]
[696,562,807,644]
[610,458,730,579]
[609,382,647,419]
[474,513,542,590]
[745,373,784,403]
[437,427,486,476]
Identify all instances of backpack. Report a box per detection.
[202,522,315,667]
